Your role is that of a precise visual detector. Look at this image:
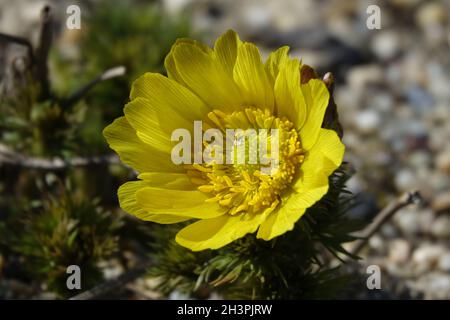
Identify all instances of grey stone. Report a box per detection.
[388,239,411,264]
[354,110,381,135]
[438,253,450,272]
[371,31,402,61]
[430,215,450,238]
[412,244,446,273]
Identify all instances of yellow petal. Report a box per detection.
[124,97,173,154]
[296,128,344,190]
[130,73,210,118]
[257,201,306,241]
[125,74,211,154]
[173,42,243,111]
[299,79,330,150]
[165,52,186,86]
[233,42,274,111]
[136,187,226,219]
[213,29,241,75]
[165,38,212,86]
[289,184,329,208]
[175,213,263,251]
[118,179,189,224]
[274,58,307,128]
[292,128,344,205]
[103,117,180,173]
[312,128,345,168]
[265,46,289,84]
[138,172,196,190]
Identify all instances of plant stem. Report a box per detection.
[349,190,423,257]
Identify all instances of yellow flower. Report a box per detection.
[103,30,345,251]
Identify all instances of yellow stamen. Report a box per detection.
[194,107,304,216]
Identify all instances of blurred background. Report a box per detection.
[0,0,449,299]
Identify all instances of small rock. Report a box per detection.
[394,169,418,193]
[436,150,450,173]
[341,131,361,150]
[408,151,431,170]
[417,209,435,235]
[334,87,361,112]
[396,104,415,121]
[390,0,421,9]
[347,64,384,89]
[416,272,450,299]
[240,3,272,31]
[404,119,428,138]
[429,133,449,154]
[406,86,435,113]
[427,63,450,100]
[368,235,384,251]
[388,239,411,264]
[412,244,445,273]
[431,104,450,123]
[354,110,381,135]
[390,135,407,153]
[432,192,450,213]
[438,253,450,272]
[370,92,394,112]
[430,215,450,238]
[380,223,399,239]
[401,51,428,86]
[394,208,421,235]
[428,172,450,194]
[163,0,194,15]
[416,2,448,29]
[346,174,364,194]
[169,290,191,300]
[371,31,402,60]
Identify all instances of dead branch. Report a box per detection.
[0,143,120,170]
[1,5,125,106]
[69,260,153,300]
[34,6,53,101]
[61,66,126,108]
[348,190,423,257]
[0,33,34,63]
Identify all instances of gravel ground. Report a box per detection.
[179,0,450,299]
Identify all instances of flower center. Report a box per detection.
[187,108,304,215]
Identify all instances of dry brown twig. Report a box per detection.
[0,33,34,63]
[0,6,55,100]
[0,5,125,106]
[348,190,423,257]
[0,5,126,170]
[33,5,53,101]
[61,66,126,108]
[0,143,120,170]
